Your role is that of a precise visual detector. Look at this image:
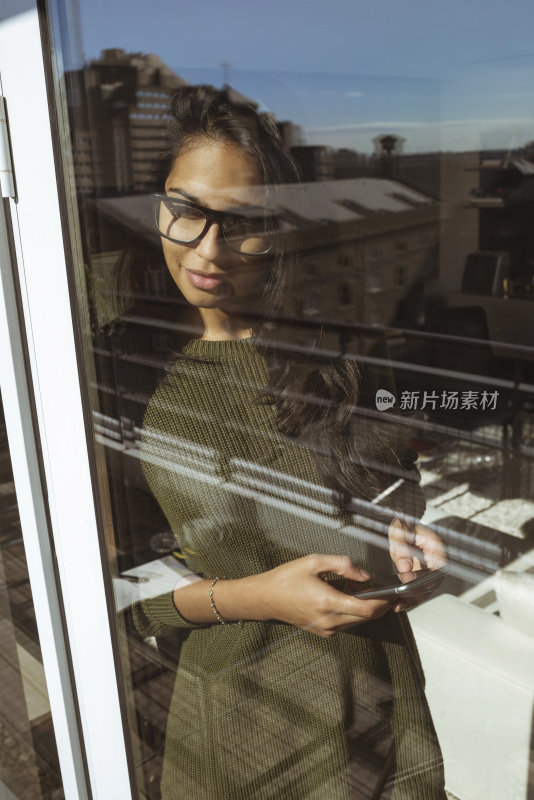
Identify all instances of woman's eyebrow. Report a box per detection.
[167,187,202,203]
[167,186,264,213]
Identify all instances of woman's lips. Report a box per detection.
[185,268,225,291]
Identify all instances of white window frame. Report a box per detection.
[0,6,133,798]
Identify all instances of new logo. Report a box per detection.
[375,389,395,410]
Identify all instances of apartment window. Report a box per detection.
[2,2,533,799]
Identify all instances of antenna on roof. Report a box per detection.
[220,61,231,87]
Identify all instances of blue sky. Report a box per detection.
[75,0,534,153]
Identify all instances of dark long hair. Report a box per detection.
[116,85,421,515]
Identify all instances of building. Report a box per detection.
[66,48,187,195]
[276,120,304,148]
[290,145,334,181]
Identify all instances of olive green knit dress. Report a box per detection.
[132,338,445,800]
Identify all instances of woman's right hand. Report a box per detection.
[173,554,394,635]
[248,554,394,637]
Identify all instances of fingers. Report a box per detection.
[345,596,393,620]
[300,555,394,634]
[307,596,393,637]
[414,525,448,569]
[325,577,395,626]
[308,553,370,583]
[389,519,448,572]
[411,554,423,571]
[388,517,415,572]
[269,554,408,638]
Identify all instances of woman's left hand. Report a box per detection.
[388,517,448,612]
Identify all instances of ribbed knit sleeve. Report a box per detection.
[132,338,264,639]
[131,591,210,638]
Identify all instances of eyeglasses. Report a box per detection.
[151,194,276,255]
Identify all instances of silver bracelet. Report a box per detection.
[208,577,237,625]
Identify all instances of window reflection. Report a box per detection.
[58,37,534,800]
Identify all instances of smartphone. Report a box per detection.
[351,566,448,601]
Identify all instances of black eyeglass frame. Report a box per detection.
[151,193,275,256]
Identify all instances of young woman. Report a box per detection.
[129,86,447,799]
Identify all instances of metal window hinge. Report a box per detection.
[0,96,16,199]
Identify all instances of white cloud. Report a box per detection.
[345,91,364,98]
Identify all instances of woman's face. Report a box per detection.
[161,138,269,311]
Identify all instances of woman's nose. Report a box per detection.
[195,221,224,261]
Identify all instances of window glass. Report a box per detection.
[0,398,64,800]
[45,2,534,798]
